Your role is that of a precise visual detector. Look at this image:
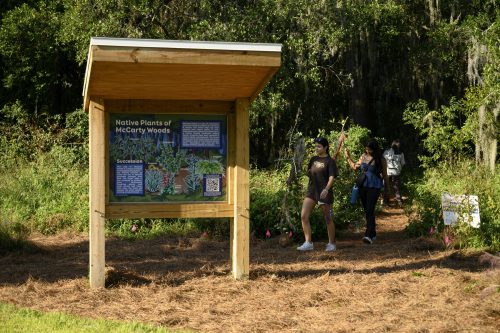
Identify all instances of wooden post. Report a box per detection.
[228,110,235,265]
[89,98,106,288]
[232,98,250,279]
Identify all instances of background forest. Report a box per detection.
[0,1,498,250]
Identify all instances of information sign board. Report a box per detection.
[441,193,480,228]
[109,114,227,203]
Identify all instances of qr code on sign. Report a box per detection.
[204,175,222,197]
[206,177,220,192]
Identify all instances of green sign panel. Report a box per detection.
[109,113,227,203]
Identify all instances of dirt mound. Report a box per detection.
[0,206,498,332]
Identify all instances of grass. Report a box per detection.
[0,145,89,235]
[0,302,188,333]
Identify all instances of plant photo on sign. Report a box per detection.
[138,136,157,163]
[196,157,224,175]
[158,143,186,195]
[158,143,185,176]
[184,154,201,193]
[145,168,163,194]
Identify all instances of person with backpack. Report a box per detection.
[383,139,405,207]
[344,139,384,245]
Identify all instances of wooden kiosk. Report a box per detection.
[83,37,281,288]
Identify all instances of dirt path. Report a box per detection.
[0,206,498,332]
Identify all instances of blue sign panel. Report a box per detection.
[180,121,222,149]
[115,162,145,196]
[109,114,227,203]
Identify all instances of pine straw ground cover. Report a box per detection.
[0,206,498,333]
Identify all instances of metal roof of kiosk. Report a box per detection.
[83,37,282,111]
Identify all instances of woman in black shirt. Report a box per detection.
[297,137,339,252]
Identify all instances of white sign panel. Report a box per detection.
[441,193,480,228]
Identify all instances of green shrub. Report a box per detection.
[249,168,315,238]
[106,218,203,240]
[61,109,89,165]
[0,219,34,253]
[104,217,231,240]
[0,144,89,234]
[403,98,473,168]
[0,101,66,161]
[406,161,500,251]
[0,106,89,237]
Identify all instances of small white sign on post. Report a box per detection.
[441,193,480,228]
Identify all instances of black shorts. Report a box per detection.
[306,186,333,205]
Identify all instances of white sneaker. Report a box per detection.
[362,236,373,244]
[297,241,314,251]
[325,243,337,252]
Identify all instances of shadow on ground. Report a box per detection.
[0,229,489,288]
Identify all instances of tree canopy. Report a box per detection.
[1,0,498,168]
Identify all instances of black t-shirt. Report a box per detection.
[306,156,338,204]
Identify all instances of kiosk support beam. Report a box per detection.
[231,98,250,279]
[89,98,106,288]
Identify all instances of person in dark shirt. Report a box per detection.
[297,137,339,252]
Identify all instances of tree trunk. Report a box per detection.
[348,30,369,127]
[476,104,498,173]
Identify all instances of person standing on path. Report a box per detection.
[297,137,339,252]
[344,139,384,245]
[383,139,405,206]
